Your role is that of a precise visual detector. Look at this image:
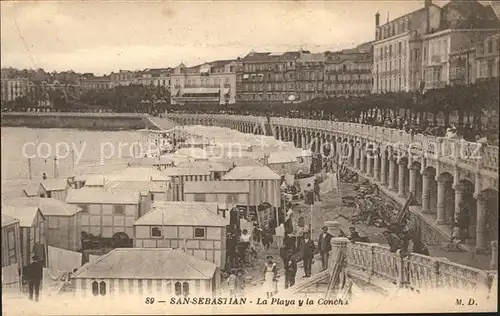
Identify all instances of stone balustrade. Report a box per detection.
[2,111,150,118]
[166,113,499,173]
[168,113,498,254]
[343,240,494,293]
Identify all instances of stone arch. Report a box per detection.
[456,179,476,242]
[410,161,423,205]
[423,166,438,214]
[437,172,455,224]
[480,188,498,246]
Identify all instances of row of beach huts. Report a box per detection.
[1,125,313,298]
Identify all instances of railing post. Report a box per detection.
[433,259,441,289]
[395,250,405,288]
[368,243,376,281]
[491,241,498,270]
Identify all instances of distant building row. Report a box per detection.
[2,0,498,105]
[372,0,500,93]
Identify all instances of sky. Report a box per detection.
[1,0,460,75]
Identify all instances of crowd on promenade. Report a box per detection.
[2,106,497,146]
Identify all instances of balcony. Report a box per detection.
[172,96,220,102]
[425,81,447,89]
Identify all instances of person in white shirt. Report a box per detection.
[239,229,252,265]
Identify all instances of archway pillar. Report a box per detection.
[373,152,380,181]
[408,165,418,197]
[366,150,373,178]
[360,147,366,174]
[380,152,388,186]
[421,170,433,214]
[388,158,397,191]
[436,177,447,225]
[397,160,406,198]
[354,146,360,170]
[475,192,489,252]
[453,183,468,220]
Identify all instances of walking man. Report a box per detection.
[25,255,44,302]
[314,179,322,202]
[284,251,297,289]
[300,232,315,278]
[318,226,332,271]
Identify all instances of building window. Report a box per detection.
[7,229,16,265]
[151,227,162,238]
[92,281,99,296]
[182,282,190,296]
[80,204,88,214]
[487,40,493,54]
[193,193,206,202]
[92,280,107,296]
[48,217,58,229]
[113,205,125,215]
[175,282,182,296]
[99,281,106,296]
[194,227,206,239]
[226,194,239,204]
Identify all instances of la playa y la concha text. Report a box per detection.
[169,297,349,306]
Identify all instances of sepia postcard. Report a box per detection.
[1,0,498,315]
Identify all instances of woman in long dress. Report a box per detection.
[262,256,278,298]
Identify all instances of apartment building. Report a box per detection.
[373,0,500,93]
[239,51,305,102]
[110,70,135,87]
[80,76,113,92]
[170,60,238,105]
[476,33,500,80]
[1,78,29,102]
[372,0,442,93]
[136,68,172,88]
[325,51,373,97]
[296,52,325,101]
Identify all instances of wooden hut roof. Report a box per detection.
[1,205,43,227]
[134,201,228,226]
[2,197,81,216]
[66,189,141,205]
[72,248,216,280]
[222,165,280,180]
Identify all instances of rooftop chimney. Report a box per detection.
[375,12,380,27]
[425,0,431,33]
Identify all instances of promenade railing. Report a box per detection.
[166,113,499,174]
[345,241,494,292]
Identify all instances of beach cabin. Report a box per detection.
[134,201,228,268]
[2,205,47,268]
[177,161,233,181]
[183,181,249,212]
[1,215,22,291]
[3,197,82,252]
[222,165,281,216]
[266,151,300,176]
[127,157,175,170]
[38,178,70,201]
[71,248,219,297]
[162,167,212,201]
[65,189,145,245]
[23,183,39,198]
[83,175,105,188]
[104,167,171,201]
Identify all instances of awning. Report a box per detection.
[182,88,220,94]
